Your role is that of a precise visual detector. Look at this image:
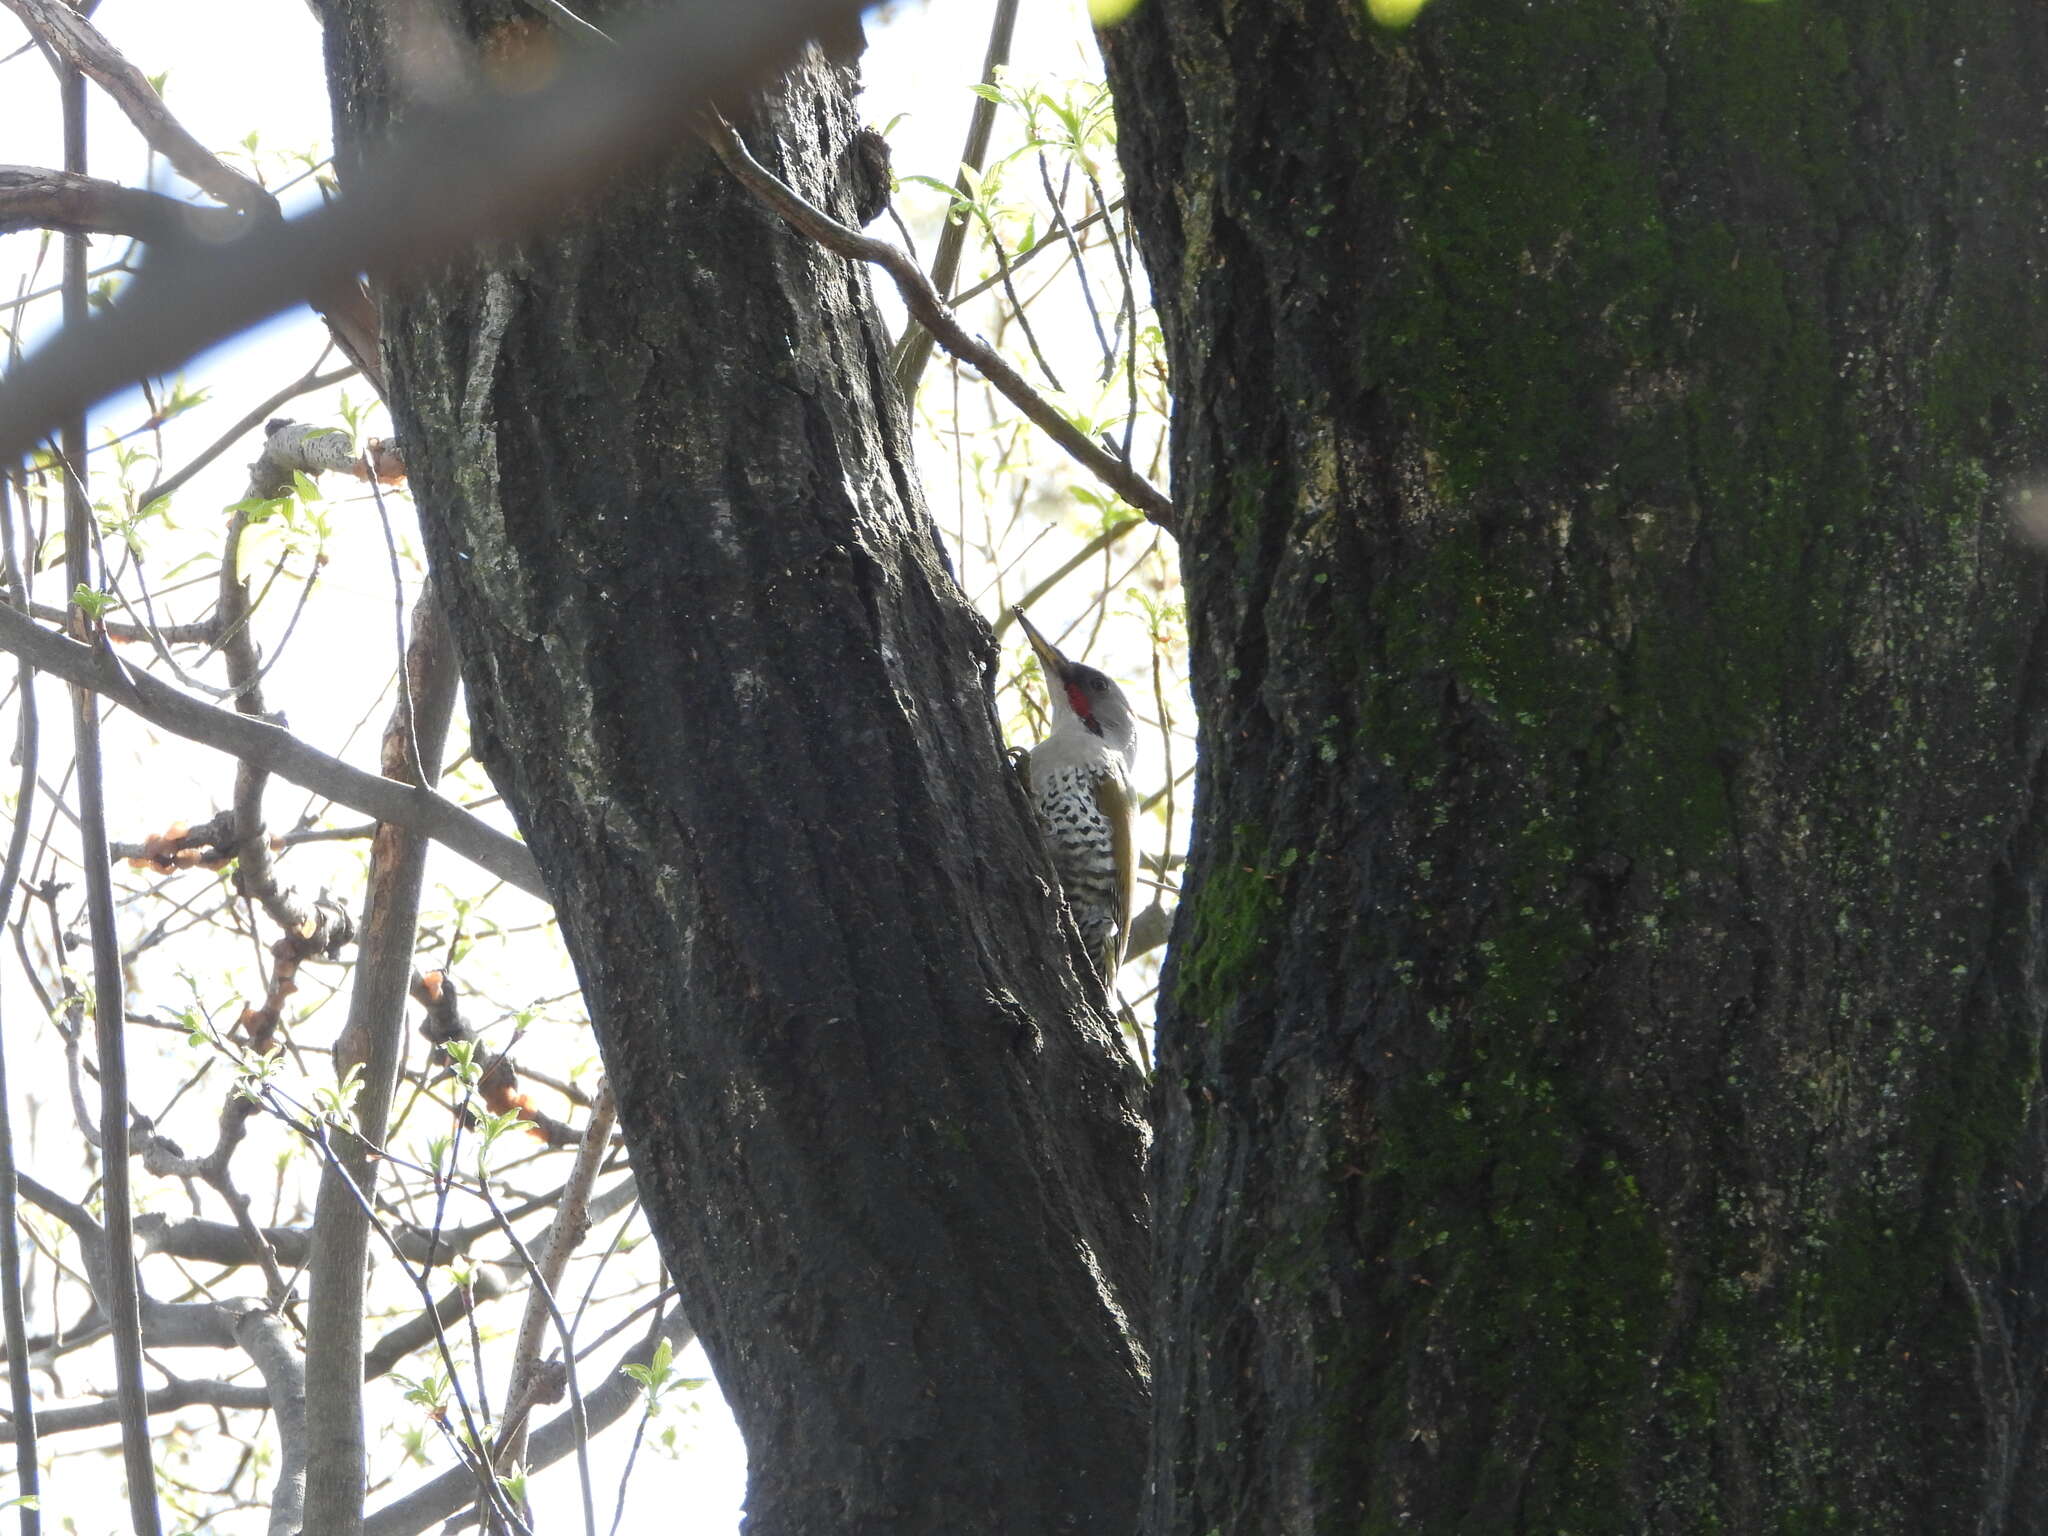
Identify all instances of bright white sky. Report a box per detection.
[0,2,1151,1532]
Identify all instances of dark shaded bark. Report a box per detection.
[314,6,1148,1533]
[1101,1,2048,1531]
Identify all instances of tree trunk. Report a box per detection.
[314,9,1149,1532]
[1101,2,2048,1530]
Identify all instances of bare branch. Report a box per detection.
[0,0,275,218]
[14,1172,276,1352]
[496,1082,616,1484]
[32,600,216,646]
[136,1209,316,1269]
[0,1377,272,1440]
[364,1309,696,1536]
[136,362,358,514]
[704,113,1179,532]
[55,65,159,1517]
[363,1264,513,1382]
[476,1182,597,1536]
[0,165,247,242]
[892,0,1019,397]
[304,585,462,1536]
[230,421,366,913]
[949,200,1121,307]
[990,513,1147,643]
[220,421,362,966]
[0,0,874,462]
[138,1095,295,1306]
[232,1298,309,1536]
[135,1209,466,1272]
[0,472,41,1524]
[0,601,546,896]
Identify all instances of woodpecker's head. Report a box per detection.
[1014,607,1138,767]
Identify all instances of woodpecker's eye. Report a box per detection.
[1072,666,1109,694]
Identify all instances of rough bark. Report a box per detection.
[1101,2,2048,1531]
[314,6,1149,1533]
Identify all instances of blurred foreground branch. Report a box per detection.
[0,0,870,461]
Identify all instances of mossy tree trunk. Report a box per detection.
[1101,1,2048,1529]
[314,8,1150,1533]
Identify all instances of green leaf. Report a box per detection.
[393,1372,449,1411]
[313,1062,365,1127]
[901,173,974,214]
[475,1105,527,1153]
[228,494,291,522]
[71,584,114,620]
[161,379,209,419]
[443,1038,481,1086]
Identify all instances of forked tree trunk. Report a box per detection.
[1102,2,2048,1530]
[315,9,1149,1533]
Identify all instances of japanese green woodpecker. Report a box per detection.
[1013,606,1138,989]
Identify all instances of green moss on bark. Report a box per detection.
[1109,0,2048,1528]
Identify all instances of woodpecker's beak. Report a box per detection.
[1012,607,1071,684]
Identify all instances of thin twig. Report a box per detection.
[604,1301,668,1536]
[893,0,1018,398]
[497,1082,616,1496]
[27,599,214,647]
[363,1264,512,1382]
[0,250,134,321]
[365,475,422,783]
[55,48,160,1530]
[273,1101,529,1536]
[974,212,1065,392]
[364,1309,695,1536]
[476,1178,597,1536]
[135,362,357,513]
[1036,155,1114,373]
[302,585,459,1536]
[703,113,1176,531]
[989,514,1148,643]
[0,472,40,1535]
[0,600,545,895]
[0,0,273,217]
[947,201,1118,307]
